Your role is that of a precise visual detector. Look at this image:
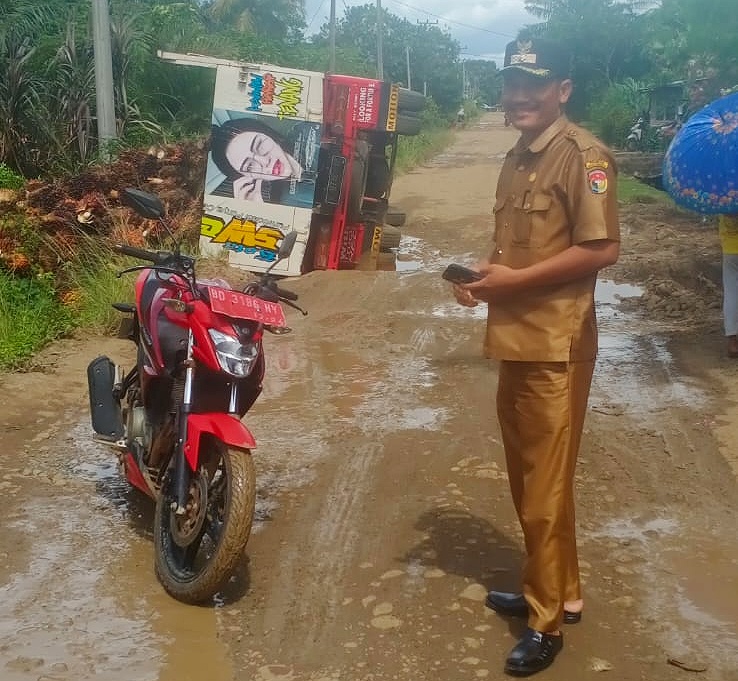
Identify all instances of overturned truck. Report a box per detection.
[159,52,426,276]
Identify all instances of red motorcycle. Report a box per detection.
[87,188,305,604]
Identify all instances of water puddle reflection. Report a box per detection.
[595,279,643,320]
[594,515,680,542]
[596,279,705,416]
[590,513,738,664]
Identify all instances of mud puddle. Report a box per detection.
[0,419,235,681]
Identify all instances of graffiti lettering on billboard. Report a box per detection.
[245,73,276,112]
[273,78,303,118]
[201,214,284,262]
[244,74,305,119]
[356,84,378,126]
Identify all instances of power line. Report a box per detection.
[306,0,328,32]
[386,0,516,38]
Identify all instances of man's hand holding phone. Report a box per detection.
[443,264,484,307]
[441,263,484,285]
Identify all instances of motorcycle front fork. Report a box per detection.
[172,330,195,515]
[169,330,241,513]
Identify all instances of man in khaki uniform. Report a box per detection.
[452,36,620,676]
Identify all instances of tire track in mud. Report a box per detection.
[230,224,512,677]
[240,275,412,660]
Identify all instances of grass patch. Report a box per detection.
[0,233,133,370]
[394,100,454,173]
[0,272,74,369]
[396,126,453,173]
[618,175,672,205]
[61,234,134,334]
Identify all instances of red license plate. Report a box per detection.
[208,287,286,327]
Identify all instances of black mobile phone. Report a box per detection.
[441,264,484,285]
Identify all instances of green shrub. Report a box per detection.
[0,272,73,369]
[395,100,452,171]
[0,164,25,190]
[61,235,134,334]
[589,80,648,148]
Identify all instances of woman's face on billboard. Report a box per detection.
[225,131,300,181]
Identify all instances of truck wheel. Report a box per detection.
[380,225,401,251]
[385,211,406,227]
[397,88,426,113]
[395,113,422,136]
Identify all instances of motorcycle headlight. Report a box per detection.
[207,329,260,377]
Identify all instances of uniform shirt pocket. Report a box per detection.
[493,196,509,245]
[511,192,552,247]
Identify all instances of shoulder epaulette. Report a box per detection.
[563,127,598,152]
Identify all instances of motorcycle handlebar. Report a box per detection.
[244,280,298,303]
[113,243,164,263]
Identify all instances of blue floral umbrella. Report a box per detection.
[663,91,738,214]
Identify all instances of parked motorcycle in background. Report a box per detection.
[625,114,648,151]
[87,188,305,604]
[625,106,686,151]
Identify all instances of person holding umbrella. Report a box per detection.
[663,91,738,357]
[719,214,738,357]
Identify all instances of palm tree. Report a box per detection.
[204,0,306,40]
[0,2,59,172]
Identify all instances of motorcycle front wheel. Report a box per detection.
[153,438,256,604]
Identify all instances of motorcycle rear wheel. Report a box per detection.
[153,439,256,604]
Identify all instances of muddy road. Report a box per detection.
[2,112,738,681]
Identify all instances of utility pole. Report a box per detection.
[460,46,469,101]
[329,0,336,73]
[405,46,411,90]
[376,0,383,80]
[91,0,117,159]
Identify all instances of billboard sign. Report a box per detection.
[199,64,324,276]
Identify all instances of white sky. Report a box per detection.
[304,0,535,65]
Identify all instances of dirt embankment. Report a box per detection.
[0,140,206,287]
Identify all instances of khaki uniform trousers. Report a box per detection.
[496,359,595,632]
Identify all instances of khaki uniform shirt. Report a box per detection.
[485,116,620,362]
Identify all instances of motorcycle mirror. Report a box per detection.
[120,188,165,220]
[262,231,298,277]
[277,232,298,260]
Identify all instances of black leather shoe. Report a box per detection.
[485,591,582,624]
[504,628,563,676]
[485,591,529,616]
